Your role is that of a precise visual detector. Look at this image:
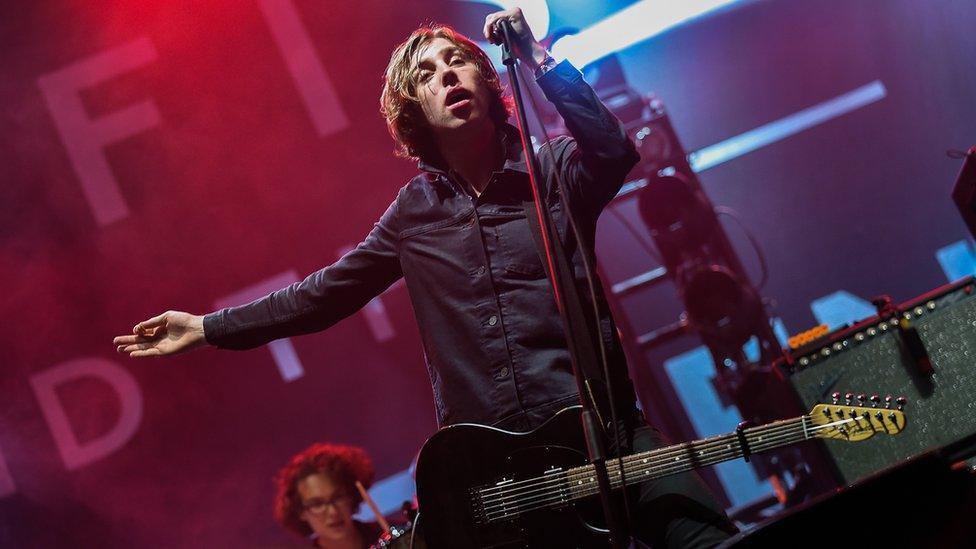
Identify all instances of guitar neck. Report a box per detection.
[564,415,812,501]
[470,404,902,525]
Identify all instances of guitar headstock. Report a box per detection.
[808,392,907,442]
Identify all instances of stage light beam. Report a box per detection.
[551,0,748,68]
[689,80,887,172]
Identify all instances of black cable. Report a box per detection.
[408,510,418,549]
[606,203,664,264]
[515,53,635,534]
[715,206,769,290]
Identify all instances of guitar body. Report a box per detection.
[415,405,613,548]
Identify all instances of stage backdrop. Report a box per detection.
[1,0,974,546]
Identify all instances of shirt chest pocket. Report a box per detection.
[481,205,550,279]
[397,210,481,276]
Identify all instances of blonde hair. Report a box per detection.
[380,24,512,163]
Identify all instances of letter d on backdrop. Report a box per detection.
[30,358,143,470]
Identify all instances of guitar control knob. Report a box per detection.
[870,394,881,407]
[844,392,853,404]
[856,393,866,404]
[896,396,907,410]
[884,395,893,409]
[831,392,841,404]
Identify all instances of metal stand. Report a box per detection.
[497,20,630,548]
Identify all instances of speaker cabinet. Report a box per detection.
[777,277,976,484]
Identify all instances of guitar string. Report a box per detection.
[475,417,809,502]
[482,430,815,520]
[479,415,888,520]
[477,415,886,520]
[480,424,824,520]
[477,415,875,516]
[477,410,889,502]
[482,420,820,513]
[475,416,806,498]
[477,419,814,517]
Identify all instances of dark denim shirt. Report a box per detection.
[204,60,641,428]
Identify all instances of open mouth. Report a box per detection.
[445,88,473,109]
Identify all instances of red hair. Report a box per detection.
[273,443,375,537]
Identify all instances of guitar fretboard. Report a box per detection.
[564,416,810,502]
[472,415,815,523]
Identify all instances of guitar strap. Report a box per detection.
[522,199,611,427]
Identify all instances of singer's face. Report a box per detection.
[413,37,493,138]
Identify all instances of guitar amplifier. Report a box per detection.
[776,277,976,485]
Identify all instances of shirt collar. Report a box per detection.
[416,123,529,184]
[499,123,529,174]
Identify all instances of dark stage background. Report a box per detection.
[1,0,974,546]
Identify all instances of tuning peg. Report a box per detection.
[896,396,907,410]
[884,395,893,409]
[831,392,841,404]
[870,394,881,407]
[844,392,853,405]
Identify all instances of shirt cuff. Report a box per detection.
[202,311,225,346]
[532,52,558,78]
[535,59,584,93]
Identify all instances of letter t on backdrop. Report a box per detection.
[214,271,307,382]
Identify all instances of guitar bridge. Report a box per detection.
[470,478,515,524]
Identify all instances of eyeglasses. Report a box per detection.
[302,493,353,515]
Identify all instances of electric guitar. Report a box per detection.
[415,399,907,548]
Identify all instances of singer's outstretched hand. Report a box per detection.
[483,7,549,70]
[113,310,208,358]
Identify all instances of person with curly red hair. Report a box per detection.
[274,443,381,548]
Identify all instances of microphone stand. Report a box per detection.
[497,20,630,549]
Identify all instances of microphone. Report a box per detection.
[495,18,516,66]
[872,294,934,377]
[898,317,934,376]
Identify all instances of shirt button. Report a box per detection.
[476,265,486,275]
[487,315,498,326]
[494,366,510,380]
